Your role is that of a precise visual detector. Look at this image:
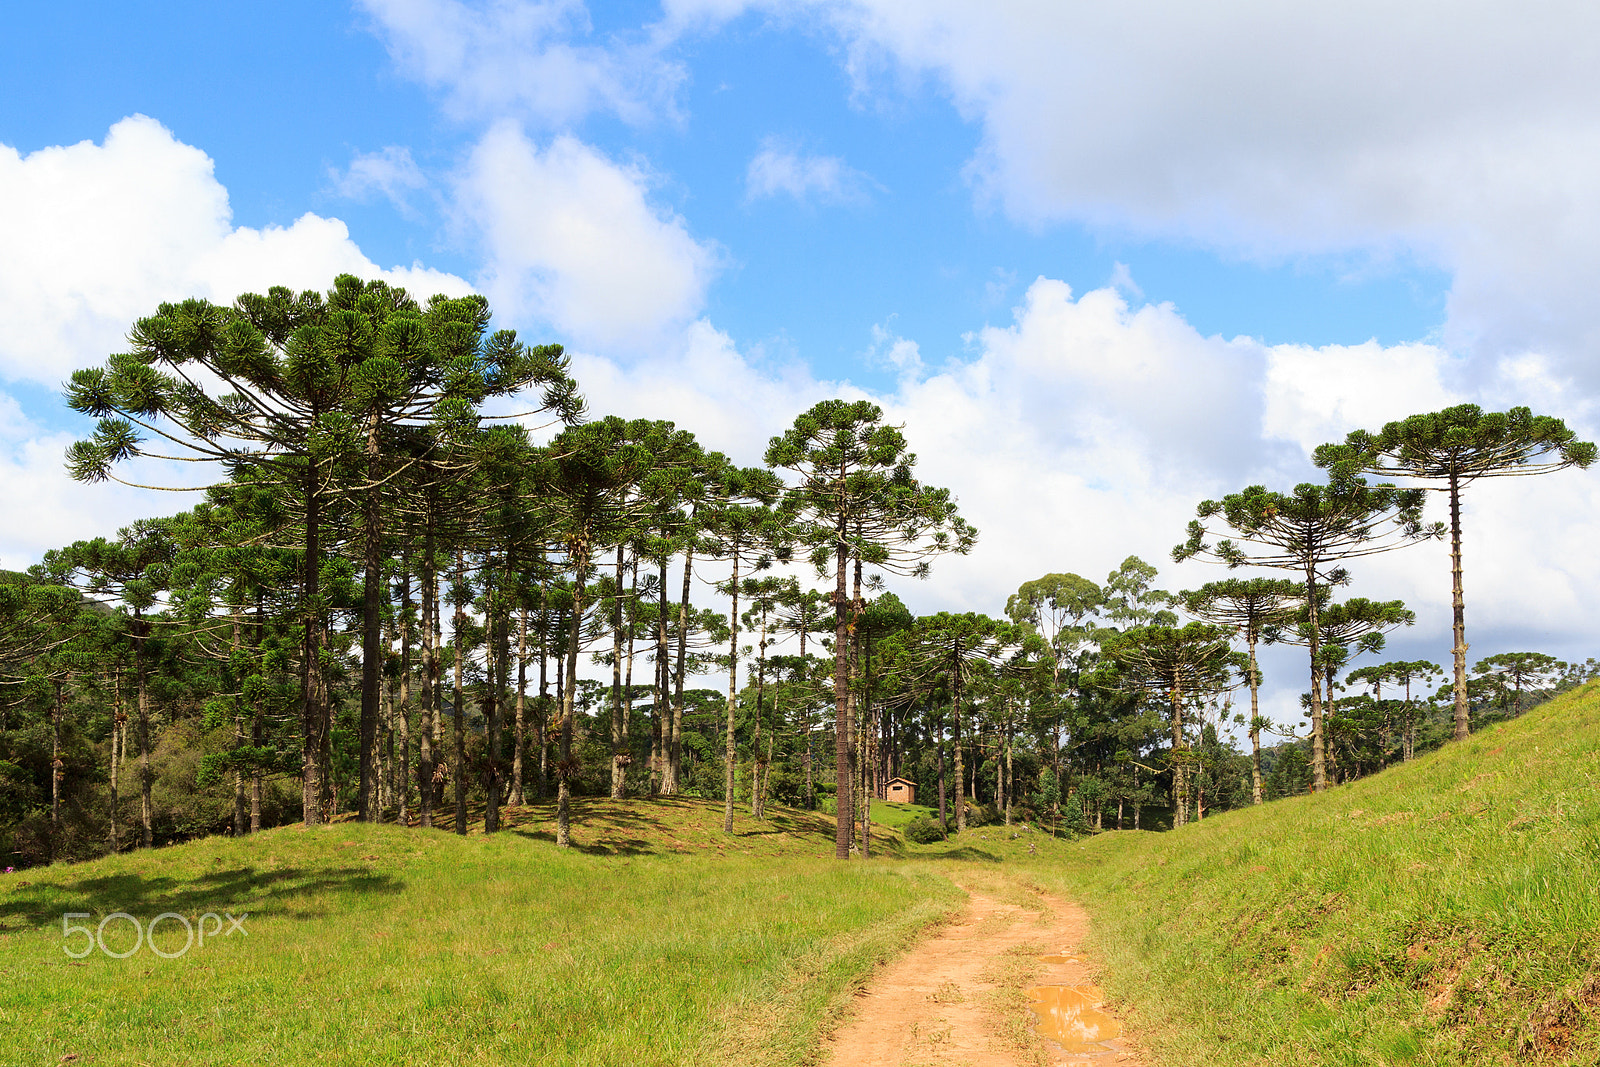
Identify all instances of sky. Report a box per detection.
[4,1,1600,735]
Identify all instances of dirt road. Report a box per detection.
[821,875,1145,1067]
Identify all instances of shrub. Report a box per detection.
[904,816,946,844]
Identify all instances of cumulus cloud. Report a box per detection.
[0,115,472,389]
[453,122,720,353]
[745,137,873,205]
[358,0,685,127]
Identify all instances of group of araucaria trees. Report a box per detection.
[1,276,1591,865]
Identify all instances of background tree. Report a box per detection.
[1316,405,1594,742]
[1174,479,1437,791]
[1181,577,1301,804]
[766,399,975,860]
[1102,622,1240,827]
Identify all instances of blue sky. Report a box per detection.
[4,1,1599,729]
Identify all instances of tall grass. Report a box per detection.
[1034,682,1600,1065]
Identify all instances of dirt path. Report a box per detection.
[821,877,1146,1067]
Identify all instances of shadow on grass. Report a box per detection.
[0,865,404,925]
[903,846,1005,863]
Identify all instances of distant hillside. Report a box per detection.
[1043,681,1600,1065]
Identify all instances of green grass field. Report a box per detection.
[6,687,1599,1065]
[1038,681,1600,1066]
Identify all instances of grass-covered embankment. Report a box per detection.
[1037,682,1600,1065]
[0,798,960,1066]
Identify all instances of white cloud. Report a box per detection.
[329,145,429,216]
[1261,340,1463,456]
[0,115,473,389]
[358,0,685,128]
[745,137,873,205]
[453,122,720,353]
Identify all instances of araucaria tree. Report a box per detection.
[1315,405,1594,742]
[64,276,578,825]
[766,400,975,860]
[1174,479,1438,792]
[1181,578,1301,804]
[1102,622,1240,827]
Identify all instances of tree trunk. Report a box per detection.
[1448,472,1470,740]
[832,530,852,859]
[358,494,382,822]
[453,550,468,836]
[952,659,966,834]
[1304,561,1327,792]
[623,557,637,795]
[670,545,693,795]
[513,606,527,806]
[418,537,436,829]
[937,734,948,836]
[484,557,503,835]
[612,543,628,801]
[1170,674,1188,828]
[723,544,741,834]
[51,680,63,842]
[301,465,329,826]
[557,560,586,849]
[137,620,152,848]
[109,671,122,852]
[1248,634,1264,805]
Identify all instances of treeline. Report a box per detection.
[0,275,1591,865]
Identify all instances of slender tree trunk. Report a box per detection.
[670,546,693,795]
[538,580,550,800]
[1171,675,1188,828]
[109,671,122,852]
[51,680,63,843]
[137,622,152,848]
[1248,634,1264,805]
[557,560,587,849]
[612,543,628,801]
[484,555,503,835]
[418,534,437,829]
[937,734,948,836]
[623,558,638,796]
[396,570,412,826]
[453,550,468,836]
[1304,562,1327,792]
[723,544,741,834]
[952,661,966,834]
[251,594,264,833]
[1448,472,1470,740]
[513,606,527,806]
[832,529,852,859]
[751,611,768,819]
[358,487,383,822]
[652,557,667,793]
[233,714,247,835]
[301,464,329,826]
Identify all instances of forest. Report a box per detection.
[1,274,1593,868]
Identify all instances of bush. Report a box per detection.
[904,816,946,844]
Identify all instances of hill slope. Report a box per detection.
[1040,682,1600,1065]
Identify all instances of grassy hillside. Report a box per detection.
[1038,682,1600,1065]
[0,798,961,1066]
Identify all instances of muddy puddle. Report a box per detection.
[1035,954,1082,965]
[1025,982,1122,1055]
